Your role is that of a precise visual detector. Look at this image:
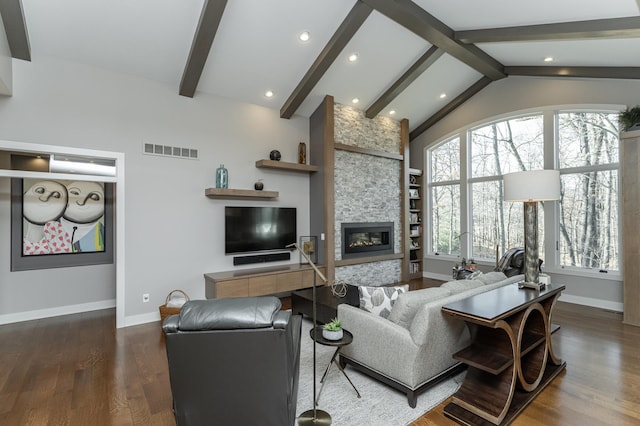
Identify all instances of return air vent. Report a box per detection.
[142,142,198,160]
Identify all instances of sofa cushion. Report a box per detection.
[441,279,484,294]
[358,285,409,319]
[387,286,451,329]
[476,271,508,285]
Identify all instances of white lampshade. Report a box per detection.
[503,170,560,202]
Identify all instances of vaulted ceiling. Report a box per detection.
[2,0,640,141]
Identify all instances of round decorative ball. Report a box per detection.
[269,150,281,161]
[254,180,264,191]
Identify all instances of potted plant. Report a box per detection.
[619,106,640,132]
[322,318,343,341]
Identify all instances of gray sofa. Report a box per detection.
[337,272,523,407]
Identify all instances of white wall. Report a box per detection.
[410,76,640,311]
[0,12,12,96]
[0,56,311,325]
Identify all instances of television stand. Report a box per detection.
[204,264,326,299]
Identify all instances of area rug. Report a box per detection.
[295,319,464,426]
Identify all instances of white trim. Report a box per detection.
[559,294,623,312]
[122,311,161,328]
[423,271,453,282]
[0,140,126,328]
[0,299,116,325]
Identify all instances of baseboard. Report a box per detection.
[0,299,116,325]
[122,310,161,328]
[423,271,453,282]
[559,294,623,312]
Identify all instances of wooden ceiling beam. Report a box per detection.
[280,2,372,119]
[409,77,492,141]
[505,66,640,80]
[456,16,640,44]
[0,0,30,61]
[360,0,504,81]
[179,0,227,98]
[365,46,444,119]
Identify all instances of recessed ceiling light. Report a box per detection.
[348,53,358,62]
[389,110,396,115]
[299,31,310,42]
[352,98,359,104]
[439,93,447,99]
[265,90,274,98]
[544,56,554,62]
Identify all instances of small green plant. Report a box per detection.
[619,106,640,131]
[323,318,342,331]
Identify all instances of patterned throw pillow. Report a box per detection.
[358,285,409,319]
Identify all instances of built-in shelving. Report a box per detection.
[408,168,423,279]
[205,188,278,200]
[255,159,318,173]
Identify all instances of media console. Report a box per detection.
[204,264,326,299]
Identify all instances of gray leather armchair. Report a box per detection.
[162,296,302,426]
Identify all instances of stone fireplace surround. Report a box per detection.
[310,96,410,286]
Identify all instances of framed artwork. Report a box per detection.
[299,236,317,265]
[10,178,114,271]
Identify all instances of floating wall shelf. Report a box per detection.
[205,188,278,200]
[255,159,319,173]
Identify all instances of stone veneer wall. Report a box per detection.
[333,103,402,286]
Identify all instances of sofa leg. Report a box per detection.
[338,355,347,369]
[407,391,417,408]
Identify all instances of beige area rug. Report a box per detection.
[295,319,464,426]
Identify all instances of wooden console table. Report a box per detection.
[204,264,326,299]
[441,283,566,425]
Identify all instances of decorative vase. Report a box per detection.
[254,180,264,191]
[269,150,281,161]
[298,142,306,164]
[215,164,228,189]
[322,328,343,341]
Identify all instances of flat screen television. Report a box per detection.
[225,206,297,254]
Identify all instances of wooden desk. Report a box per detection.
[441,283,566,426]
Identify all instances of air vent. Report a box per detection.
[142,142,198,160]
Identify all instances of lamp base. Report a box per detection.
[518,281,546,290]
[298,409,331,425]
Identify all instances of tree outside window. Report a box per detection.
[469,115,544,261]
[557,112,619,271]
[426,109,619,274]
[429,137,460,256]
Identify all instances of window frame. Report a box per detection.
[424,106,622,279]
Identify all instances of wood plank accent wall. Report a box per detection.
[621,129,640,326]
[310,95,336,284]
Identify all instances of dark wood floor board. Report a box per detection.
[0,279,638,425]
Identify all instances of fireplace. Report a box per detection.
[341,222,394,259]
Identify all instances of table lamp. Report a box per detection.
[503,170,560,289]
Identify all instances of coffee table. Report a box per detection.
[291,285,359,324]
[310,326,361,404]
[441,283,566,426]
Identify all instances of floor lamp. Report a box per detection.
[503,170,560,289]
[286,242,331,426]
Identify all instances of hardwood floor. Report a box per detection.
[1,294,639,425]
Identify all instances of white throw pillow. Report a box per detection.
[358,285,409,319]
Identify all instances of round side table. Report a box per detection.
[310,326,361,404]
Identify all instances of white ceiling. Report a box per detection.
[13,0,640,138]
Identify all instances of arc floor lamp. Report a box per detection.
[503,169,560,289]
[286,242,331,425]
